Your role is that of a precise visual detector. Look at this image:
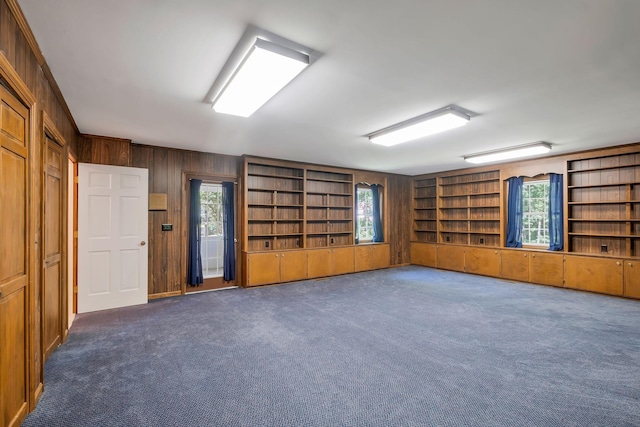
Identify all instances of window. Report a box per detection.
[200,183,224,278]
[357,187,374,242]
[522,180,549,245]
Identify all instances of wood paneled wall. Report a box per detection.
[80,137,414,292]
[1,0,80,413]
[79,136,241,297]
[387,174,412,265]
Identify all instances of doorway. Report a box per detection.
[184,176,238,293]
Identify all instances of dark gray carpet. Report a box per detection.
[23,266,640,426]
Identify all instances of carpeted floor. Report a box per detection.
[23,266,640,426]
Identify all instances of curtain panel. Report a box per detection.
[222,182,236,281]
[505,176,524,248]
[548,173,564,251]
[371,184,384,243]
[187,179,203,286]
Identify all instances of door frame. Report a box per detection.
[181,172,239,294]
[0,52,40,411]
[41,112,68,359]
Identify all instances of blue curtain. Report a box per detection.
[371,184,384,243]
[506,176,523,248]
[222,182,236,281]
[187,179,203,286]
[354,185,360,244]
[548,173,564,251]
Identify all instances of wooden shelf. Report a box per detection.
[568,164,639,173]
[247,172,303,180]
[248,203,303,207]
[306,178,352,184]
[569,232,637,238]
[569,218,640,222]
[568,182,639,189]
[250,233,304,237]
[307,191,352,196]
[439,178,499,186]
[569,200,640,205]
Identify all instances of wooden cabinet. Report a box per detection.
[500,249,529,282]
[308,247,354,279]
[567,153,640,257]
[465,247,500,277]
[410,242,436,267]
[355,244,390,272]
[436,245,465,272]
[245,250,307,287]
[564,255,624,296]
[412,178,437,243]
[529,252,564,287]
[624,260,640,299]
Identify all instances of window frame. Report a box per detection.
[521,178,550,248]
[356,185,374,243]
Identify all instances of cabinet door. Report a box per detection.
[247,252,280,286]
[332,247,355,275]
[436,245,466,272]
[371,244,390,270]
[465,247,500,277]
[529,252,564,287]
[308,249,332,279]
[624,261,640,299]
[354,245,373,272]
[280,251,307,282]
[410,242,436,268]
[500,250,529,282]
[564,256,623,295]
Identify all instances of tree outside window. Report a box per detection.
[522,181,549,245]
[357,187,373,242]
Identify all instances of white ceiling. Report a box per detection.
[17,0,640,175]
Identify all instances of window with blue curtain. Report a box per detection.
[222,181,236,281]
[506,176,524,248]
[548,173,564,251]
[187,179,203,286]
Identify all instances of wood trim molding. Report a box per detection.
[80,134,132,143]
[43,111,67,147]
[4,0,80,134]
[0,51,36,105]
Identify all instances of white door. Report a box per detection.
[78,163,148,313]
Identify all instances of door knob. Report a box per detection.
[141,241,146,246]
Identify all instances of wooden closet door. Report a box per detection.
[0,85,30,427]
[43,135,63,359]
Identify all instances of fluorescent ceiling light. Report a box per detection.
[369,105,472,146]
[211,37,310,117]
[464,142,552,164]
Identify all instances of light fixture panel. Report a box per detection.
[369,106,472,146]
[209,30,314,118]
[464,142,552,164]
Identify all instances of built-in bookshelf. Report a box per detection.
[567,152,640,257]
[243,159,355,252]
[412,178,437,242]
[305,169,354,248]
[438,170,501,247]
[245,162,305,251]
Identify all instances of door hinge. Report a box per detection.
[73,286,78,293]
[74,176,79,184]
[74,231,78,238]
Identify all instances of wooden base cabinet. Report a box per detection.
[529,252,563,287]
[410,242,436,268]
[308,247,355,279]
[623,261,640,299]
[465,247,500,277]
[436,245,466,272]
[564,255,624,296]
[245,250,307,287]
[500,250,530,282]
[355,244,390,272]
